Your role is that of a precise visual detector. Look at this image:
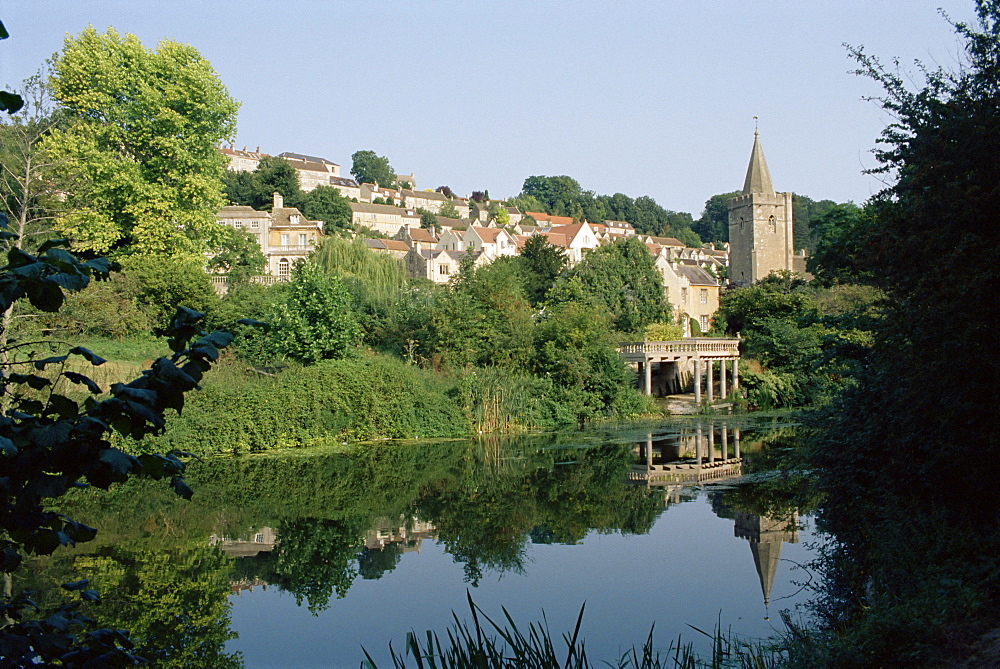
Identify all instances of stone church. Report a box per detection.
[727,131,806,284]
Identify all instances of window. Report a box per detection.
[281,233,289,246]
[700,289,708,304]
[681,287,688,304]
[290,214,300,225]
[278,258,291,276]
[768,215,776,233]
[254,533,265,543]
[251,220,260,229]
[700,315,709,332]
[298,233,307,246]
[233,220,243,228]
[439,264,450,275]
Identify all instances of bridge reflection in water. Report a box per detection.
[629,423,743,486]
[629,423,800,614]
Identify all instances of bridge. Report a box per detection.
[629,424,744,487]
[618,338,741,400]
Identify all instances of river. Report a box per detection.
[31,414,818,667]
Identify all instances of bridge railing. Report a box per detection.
[618,338,741,357]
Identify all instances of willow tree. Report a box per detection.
[43,27,239,259]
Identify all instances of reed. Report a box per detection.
[362,594,785,669]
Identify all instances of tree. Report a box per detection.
[303,184,352,233]
[438,199,460,219]
[42,27,239,259]
[121,255,221,327]
[206,226,267,284]
[806,202,873,286]
[490,204,510,227]
[516,234,566,305]
[0,222,238,662]
[553,237,669,334]
[271,261,361,364]
[436,185,454,198]
[521,175,582,216]
[254,156,303,210]
[350,149,395,187]
[693,192,740,245]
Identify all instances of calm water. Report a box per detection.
[38,415,817,668]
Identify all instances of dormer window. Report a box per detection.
[290,214,300,225]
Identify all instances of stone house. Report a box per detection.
[362,238,411,260]
[219,145,266,172]
[329,176,362,200]
[215,192,322,278]
[405,248,480,283]
[463,226,518,261]
[545,221,600,264]
[277,152,342,191]
[349,202,421,236]
[655,253,720,336]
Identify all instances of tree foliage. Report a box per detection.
[350,149,395,187]
[271,261,361,364]
[553,237,669,334]
[43,27,238,259]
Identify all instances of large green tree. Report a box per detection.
[271,261,361,364]
[43,27,239,259]
[350,149,395,187]
[516,234,566,305]
[804,3,1000,661]
[303,184,352,232]
[553,237,669,334]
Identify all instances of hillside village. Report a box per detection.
[215,145,746,335]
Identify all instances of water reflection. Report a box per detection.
[30,417,811,666]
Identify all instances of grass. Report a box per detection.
[361,593,785,669]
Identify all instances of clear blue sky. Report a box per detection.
[1,1,977,215]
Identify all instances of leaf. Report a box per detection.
[170,475,193,500]
[36,238,71,254]
[0,435,16,456]
[64,371,103,394]
[24,279,64,312]
[69,346,107,366]
[46,394,80,420]
[97,448,137,475]
[34,354,69,370]
[0,91,23,114]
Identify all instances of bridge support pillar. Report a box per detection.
[734,429,741,459]
[720,361,727,398]
[693,359,701,403]
[696,424,703,465]
[709,427,715,463]
[731,358,739,391]
[722,427,729,460]
[643,359,652,395]
[706,361,714,402]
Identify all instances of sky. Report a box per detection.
[0,1,979,216]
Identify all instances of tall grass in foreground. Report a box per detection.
[362,594,784,668]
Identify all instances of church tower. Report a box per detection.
[727,131,795,285]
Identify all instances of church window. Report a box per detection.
[768,215,776,233]
[739,217,745,230]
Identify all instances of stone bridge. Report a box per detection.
[618,338,741,400]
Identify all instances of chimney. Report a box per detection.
[273,192,283,209]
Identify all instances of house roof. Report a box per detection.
[330,176,359,189]
[526,212,575,227]
[470,225,508,244]
[278,151,339,167]
[645,235,685,247]
[271,206,319,227]
[676,265,718,286]
[350,202,407,215]
[403,189,449,202]
[408,228,438,243]
[218,205,270,217]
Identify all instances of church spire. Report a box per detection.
[742,130,775,195]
